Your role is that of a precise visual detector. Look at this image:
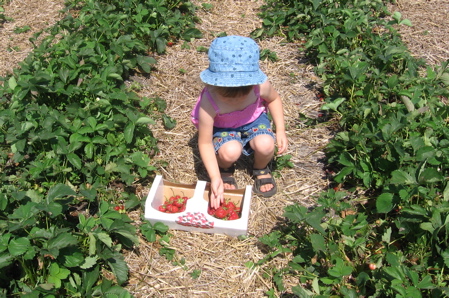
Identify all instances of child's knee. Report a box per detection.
[251,135,275,154]
[218,140,242,162]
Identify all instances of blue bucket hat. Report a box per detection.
[200,35,267,87]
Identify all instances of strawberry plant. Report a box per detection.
[254,0,449,296]
[0,0,202,295]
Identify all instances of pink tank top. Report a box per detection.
[191,85,267,129]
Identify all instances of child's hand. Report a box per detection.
[276,132,288,155]
[210,178,224,209]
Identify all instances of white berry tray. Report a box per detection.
[144,175,252,237]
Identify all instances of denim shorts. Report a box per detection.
[212,113,275,156]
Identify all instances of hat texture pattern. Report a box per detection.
[200,36,267,87]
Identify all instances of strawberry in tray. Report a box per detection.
[208,199,241,220]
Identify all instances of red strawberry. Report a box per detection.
[167,204,179,213]
[167,41,174,47]
[214,207,228,219]
[173,197,184,208]
[158,205,167,212]
[225,201,236,212]
[114,206,120,211]
[228,211,239,220]
[208,205,216,216]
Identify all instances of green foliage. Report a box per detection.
[260,48,279,62]
[254,0,449,296]
[13,25,31,34]
[0,0,201,295]
[0,1,11,26]
[0,183,140,296]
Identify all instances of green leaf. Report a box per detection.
[310,233,326,252]
[67,152,82,169]
[89,233,96,256]
[80,256,98,269]
[95,232,113,248]
[69,133,91,143]
[153,222,169,233]
[141,227,156,242]
[384,266,405,280]
[390,170,417,185]
[163,114,176,129]
[85,142,94,159]
[47,184,76,202]
[181,28,203,40]
[400,19,412,27]
[321,97,346,111]
[381,227,392,243]
[124,122,135,144]
[0,253,13,269]
[49,262,70,279]
[334,166,354,183]
[47,233,78,251]
[136,116,155,125]
[106,252,129,285]
[420,222,434,232]
[306,209,326,234]
[328,258,352,278]
[107,73,123,80]
[376,193,394,213]
[8,76,17,90]
[440,73,449,86]
[137,55,157,73]
[444,182,449,201]
[418,168,443,183]
[8,237,30,256]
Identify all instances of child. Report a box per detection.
[191,35,288,209]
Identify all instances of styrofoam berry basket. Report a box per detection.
[144,175,252,237]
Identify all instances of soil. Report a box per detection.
[1,0,448,297]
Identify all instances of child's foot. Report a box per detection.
[220,166,238,189]
[253,167,277,197]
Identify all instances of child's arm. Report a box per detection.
[197,96,224,209]
[260,80,288,154]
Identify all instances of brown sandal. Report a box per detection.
[220,165,238,189]
[253,167,277,197]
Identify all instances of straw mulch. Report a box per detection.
[125,1,330,296]
[1,0,448,297]
[0,0,65,77]
[387,0,449,65]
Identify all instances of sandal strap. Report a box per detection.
[220,165,235,174]
[253,167,271,176]
[255,177,274,186]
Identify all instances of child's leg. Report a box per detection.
[250,134,275,193]
[216,140,242,189]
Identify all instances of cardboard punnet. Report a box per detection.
[144,175,252,237]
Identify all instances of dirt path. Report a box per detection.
[0,0,65,77]
[124,0,329,296]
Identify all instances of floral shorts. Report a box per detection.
[212,113,275,156]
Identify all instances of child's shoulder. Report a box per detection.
[258,80,273,97]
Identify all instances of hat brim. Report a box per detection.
[200,69,267,87]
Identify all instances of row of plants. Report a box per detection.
[252,0,449,297]
[0,0,202,296]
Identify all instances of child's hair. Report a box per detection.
[209,85,254,98]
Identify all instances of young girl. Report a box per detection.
[191,35,288,208]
